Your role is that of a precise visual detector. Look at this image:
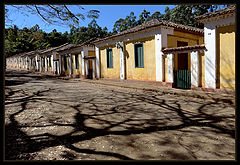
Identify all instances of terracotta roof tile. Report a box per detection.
[57,38,96,52]
[93,19,203,44]
[55,43,77,52]
[40,43,69,54]
[162,44,206,54]
[195,5,236,22]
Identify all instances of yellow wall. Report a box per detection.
[100,45,120,78]
[167,30,203,71]
[72,54,82,75]
[47,56,52,72]
[98,30,203,82]
[88,51,95,57]
[61,55,70,74]
[216,24,235,90]
[61,54,82,75]
[125,36,156,81]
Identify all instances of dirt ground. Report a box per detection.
[4,69,235,160]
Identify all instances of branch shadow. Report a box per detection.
[5,71,235,160]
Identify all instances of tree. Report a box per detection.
[46,29,68,47]
[113,12,138,33]
[6,5,100,27]
[160,6,171,21]
[67,19,111,44]
[149,11,162,20]
[125,12,138,29]
[137,9,151,24]
[113,18,127,34]
[169,5,195,27]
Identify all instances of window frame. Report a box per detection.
[134,43,144,68]
[106,48,113,68]
[75,54,79,69]
[48,56,51,67]
[64,56,68,71]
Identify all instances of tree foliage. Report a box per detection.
[112,5,228,33]
[113,12,137,34]
[5,19,112,57]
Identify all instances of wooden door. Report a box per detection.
[174,41,191,89]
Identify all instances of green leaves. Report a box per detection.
[112,5,226,33]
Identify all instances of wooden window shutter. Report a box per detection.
[134,43,144,68]
[75,54,79,69]
[107,48,113,68]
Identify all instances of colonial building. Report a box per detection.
[56,39,96,78]
[93,19,204,89]
[196,5,236,90]
[6,6,235,91]
[37,43,70,74]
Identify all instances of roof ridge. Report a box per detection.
[93,18,203,43]
[195,5,236,21]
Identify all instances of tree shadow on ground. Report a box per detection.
[4,71,235,160]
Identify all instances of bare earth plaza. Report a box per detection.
[4,5,236,160]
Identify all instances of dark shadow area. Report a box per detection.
[5,79,30,86]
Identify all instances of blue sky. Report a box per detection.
[5,5,176,33]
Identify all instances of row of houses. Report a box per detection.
[6,6,236,90]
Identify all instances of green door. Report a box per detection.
[174,70,191,89]
[174,41,191,89]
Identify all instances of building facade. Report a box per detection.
[196,5,236,90]
[93,19,204,89]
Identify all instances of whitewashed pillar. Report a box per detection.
[40,57,42,72]
[59,55,62,75]
[155,28,173,82]
[92,59,96,79]
[56,62,59,74]
[18,58,20,69]
[17,58,19,69]
[26,56,30,70]
[204,24,216,88]
[26,57,28,70]
[45,56,48,72]
[35,55,38,71]
[51,55,54,73]
[20,58,23,69]
[69,54,72,76]
[96,46,100,79]
[81,50,85,76]
[119,42,125,80]
[85,60,88,76]
[85,50,89,76]
[29,57,32,70]
[191,51,199,87]
[167,53,174,83]
[155,33,162,81]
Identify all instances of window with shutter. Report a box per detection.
[49,57,51,67]
[75,54,79,69]
[64,56,67,70]
[107,48,113,68]
[134,43,144,68]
